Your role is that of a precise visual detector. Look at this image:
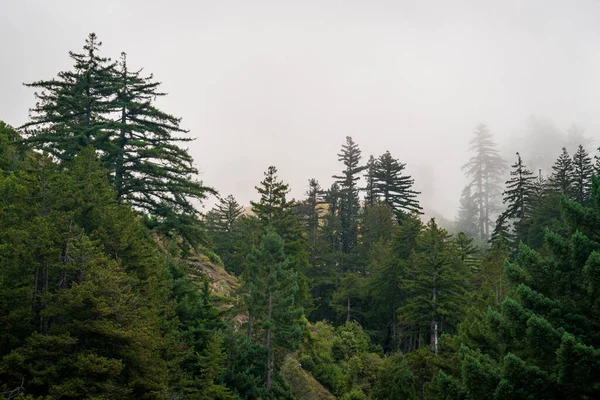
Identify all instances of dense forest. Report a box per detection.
[1,34,600,399]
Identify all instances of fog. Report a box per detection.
[2,0,600,219]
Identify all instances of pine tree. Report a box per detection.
[572,144,593,204]
[302,178,325,247]
[398,219,468,354]
[250,166,310,307]
[370,214,422,351]
[364,155,377,207]
[490,213,514,250]
[502,152,536,243]
[242,232,304,390]
[333,136,367,255]
[110,52,213,216]
[198,334,235,400]
[456,185,478,238]
[251,166,292,228]
[206,194,245,274]
[22,33,116,161]
[21,34,214,245]
[461,123,506,240]
[373,150,422,218]
[548,147,574,197]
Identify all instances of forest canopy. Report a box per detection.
[1,34,600,400]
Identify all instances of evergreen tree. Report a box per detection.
[572,144,593,204]
[548,147,574,197]
[109,52,213,217]
[398,219,468,354]
[364,155,377,207]
[198,334,235,400]
[21,34,214,245]
[456,185,478,238]
[530,168,547,204]
[0,148,175,398]
[206,194,245,274]
[323,182,342,253]
[373,150,422,218]
[302,178,325,248]
[370,214,422,351]
[22,33,116,161]
[490,212,515,251]
[242,232,304,390]
[251,166,292,229]
[502,152,536,243]
[333,136,367,255]
[461,123,506,240]
[250,166,309,307]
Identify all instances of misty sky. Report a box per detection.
[2,0,600,218]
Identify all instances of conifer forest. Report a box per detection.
[2,5,600,399]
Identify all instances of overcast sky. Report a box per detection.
[2,0,600,218]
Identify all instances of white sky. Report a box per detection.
[2,0,600,218]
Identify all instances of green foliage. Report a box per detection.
[0,148,172,398]
[21,33,214,247]
[372,353,417,400]
[333,136,367,254]
[372,150,422,217]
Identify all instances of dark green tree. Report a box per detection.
[370,214,422,351]
[251,166,292,229]
[109,52,213,217]
[242,232,304,390]
[572,144,593,204]
[364,155,377,207]
[206,194,245,274]
[22,33,116,161]
[197,334,235,400]
[250,166,309,307]
[373,150,422,218]
[0,147,175,398]
[398,219,468,354]
[302,178,325,248]
[22,34,214,246]
[548,147,574,197]
[501,152,536,243]
[333,136,367,255]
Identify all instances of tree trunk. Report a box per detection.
[266,291,273,389]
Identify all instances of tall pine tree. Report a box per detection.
[501,152,536,243]
[372,150,422,219]
[548,147,574,197]
[333,136,367,255]
[461,123,506,240]
[572,144,593,204]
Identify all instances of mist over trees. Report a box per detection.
[2,33,600,400]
